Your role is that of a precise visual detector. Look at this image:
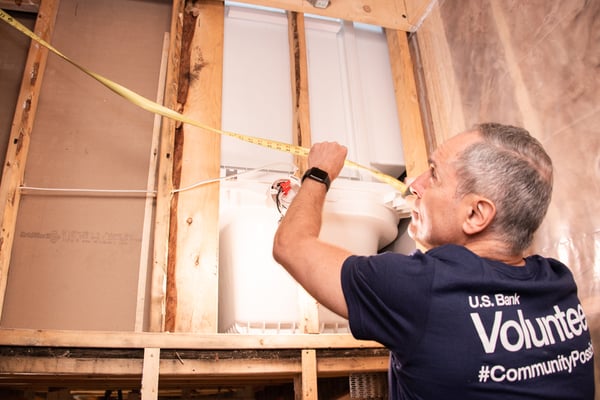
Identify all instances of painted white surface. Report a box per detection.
[218,5,407,333]
[218,173,401,333]
[221,5,405,177]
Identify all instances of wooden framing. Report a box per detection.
[165,0,224,334]
[231,0,432,31]
[386,28,428,177]
[141,348,160,400]
[287,11,311,175]
[0,0,431,396]
[301,350,318,399]
[0,328,382,349]
[407,0,465,146]
[150,0,185,332]
[0,0,59,320]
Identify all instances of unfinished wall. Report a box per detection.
[413,0,600,393]
[0,11,35,185]
[0,0,171,331]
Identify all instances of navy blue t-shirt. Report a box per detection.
[341,244,595,399]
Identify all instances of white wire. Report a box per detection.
[172,162,297,193]
[19,186,156,196]
[18,162,298,196]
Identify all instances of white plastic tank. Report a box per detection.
[218,170,407,334]
[217,5,410,333]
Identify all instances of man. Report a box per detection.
[273,123,595,399]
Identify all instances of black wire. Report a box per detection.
[275,183,285,215]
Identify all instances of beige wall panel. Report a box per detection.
[0,0,171,330]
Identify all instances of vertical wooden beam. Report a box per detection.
[135,33,170,332]
[293,375,303,400]
[409,1,466,146]
[287,10,320,334]
[287,11,311,174]
[301,349,318,400]
[150,0,185,332]
[166,0,224,333]
[0,0,60,319]
[141,348,160,400]
[385,29,429,177]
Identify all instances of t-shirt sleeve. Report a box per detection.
[341,251,435,356]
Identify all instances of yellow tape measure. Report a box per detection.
[0,8,410,196]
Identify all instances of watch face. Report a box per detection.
[303,167,331,190]
[310,168,328,181]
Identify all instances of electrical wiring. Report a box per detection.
[18,162,298,197]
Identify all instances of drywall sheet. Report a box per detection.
[1,0,170,330]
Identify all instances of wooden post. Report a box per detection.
[287,11,311,175]
[141,348,160,400]
[135,32,170,332]
[0,0,60,319]
[407,1,466,146]
[385,29,429,178]
[165,0,224,333]
[301,349,318,399]
[150,0,184,332]
[287,10,320,334]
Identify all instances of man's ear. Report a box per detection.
[463,196,496,235]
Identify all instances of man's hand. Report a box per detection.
[307,141,348,182]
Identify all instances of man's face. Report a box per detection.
[407,131,482,250]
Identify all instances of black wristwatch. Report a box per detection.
[301,167,331,191]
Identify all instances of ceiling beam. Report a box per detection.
[228,0,418,30]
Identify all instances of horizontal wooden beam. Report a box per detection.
[0,329,383,349]
[229,0,417,31]
[0,355,387,377]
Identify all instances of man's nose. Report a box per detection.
[408,172,428,198]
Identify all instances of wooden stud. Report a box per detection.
[135,32,171,332]
[294,375,302,400]
[286,11,320,333]
[409,1,466,146]
[301,349,318,399]
[385,29,429,177]
[165,0,224,333]
[141,348,160,400]
[287,11,311,174]
[0,0,60,320]
[150,0,185,332]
